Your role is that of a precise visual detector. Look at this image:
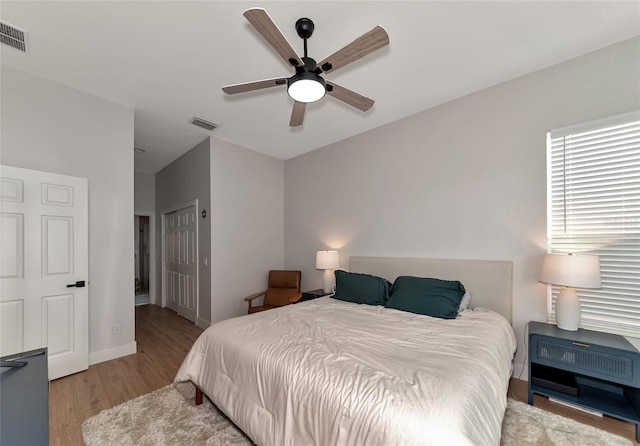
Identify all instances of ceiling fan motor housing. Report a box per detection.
[297,57,319,74]
[288,57,325,87]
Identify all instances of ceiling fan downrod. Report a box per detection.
[295,17,314,59]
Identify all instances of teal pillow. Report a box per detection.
[385,276,466,319]
[332,270,390,306]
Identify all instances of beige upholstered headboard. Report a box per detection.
[349,256,513,323]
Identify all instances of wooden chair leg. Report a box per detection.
[195,387,203,405]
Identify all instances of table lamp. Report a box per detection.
[539,253,601,331]
[316,250,340,293]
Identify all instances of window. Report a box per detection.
[547,111,640,336]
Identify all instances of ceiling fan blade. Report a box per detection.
[326,82,374,111]
[290,101,306,127]
[222,77,287,95]
[318,26,389,74]
[243,8,304,68]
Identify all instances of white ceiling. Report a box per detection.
[2,1,639,173]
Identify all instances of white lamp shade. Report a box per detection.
[539,253,601,289]
[316,250,340,270]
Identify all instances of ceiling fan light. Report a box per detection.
[287,73,326,103]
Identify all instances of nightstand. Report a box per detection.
[528,321,640,442]
[298,289,331,302]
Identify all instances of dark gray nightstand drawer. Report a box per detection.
[532,335,636,383]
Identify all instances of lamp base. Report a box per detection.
[556,287,581,331]
[323,269,334,294]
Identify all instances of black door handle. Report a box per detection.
[66,280,86,288]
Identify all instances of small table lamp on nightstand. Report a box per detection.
[316,250,340,293]
[539,253,601,331]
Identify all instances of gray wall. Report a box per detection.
[1,65,136,363]
[156,138,211,326]
[134,171,155,212]
[284,37,640,377]
[210,138,285,323]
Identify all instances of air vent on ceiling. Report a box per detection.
[189,117,218,132]
[0,21,29,53]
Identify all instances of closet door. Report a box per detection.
[164,204,197,322]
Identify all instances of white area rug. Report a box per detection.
[82,384,632,446]
[502,399,631,446]
[82,385,252,446]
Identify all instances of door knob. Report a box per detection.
[66,280,86,288]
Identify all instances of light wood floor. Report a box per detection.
[509,378,639,445]
[49,305,639,445]
[49,304,203,446]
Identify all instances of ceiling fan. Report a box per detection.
[222,8,389,127]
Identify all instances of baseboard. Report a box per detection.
[197,317,211,329]
[89,341,137,365]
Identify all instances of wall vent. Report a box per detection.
[0,21,29,53]
[189,117,218,132]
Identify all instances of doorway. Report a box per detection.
[134,215,150,305]
[134,211,156,306]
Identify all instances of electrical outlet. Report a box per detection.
[112,323,121,335]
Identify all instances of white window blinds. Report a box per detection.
[547,111,640,336]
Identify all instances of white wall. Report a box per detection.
[134,171,155,213]
[155,138,211,327]
[210,138,284,323]
[284,37,640,378]
[1,65,136,364]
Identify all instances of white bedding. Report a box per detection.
[175,297,517,446]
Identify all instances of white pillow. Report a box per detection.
[458,291,472,313]
[472,306,497,314]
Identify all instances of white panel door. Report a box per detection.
[165,211,179,312]
[0,165,88,380]
[164,205,197,322]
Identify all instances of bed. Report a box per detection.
[175,256,517,445]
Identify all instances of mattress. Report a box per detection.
[175,297,517,445]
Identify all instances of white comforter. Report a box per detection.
[175,297,516,446]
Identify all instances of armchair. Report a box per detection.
[245,270,302,314]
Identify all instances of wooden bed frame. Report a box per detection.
[195,256,513,405]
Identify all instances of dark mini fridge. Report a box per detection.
[1,348,49,446]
